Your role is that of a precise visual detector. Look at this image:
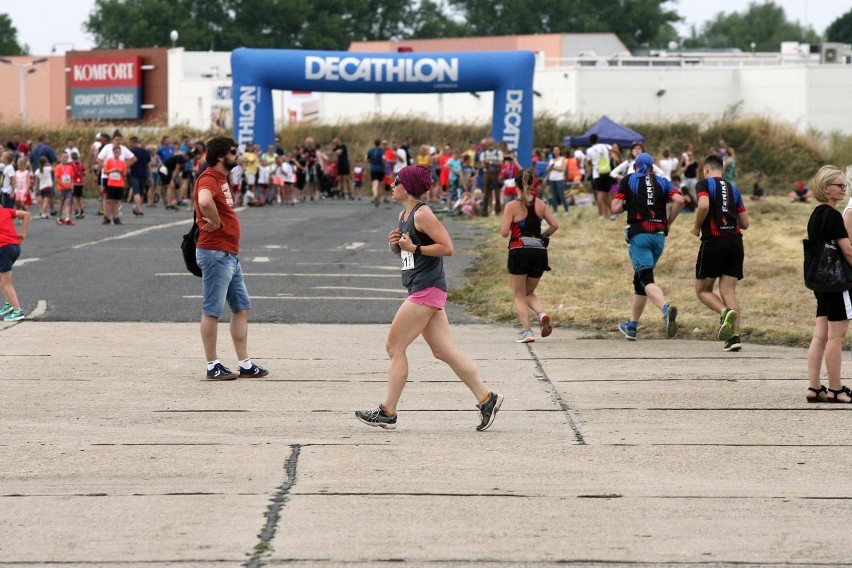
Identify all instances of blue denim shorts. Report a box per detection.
[129,176,147,196]
[195,248,252,317]
[627,232,666,273]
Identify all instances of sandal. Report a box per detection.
[806,385,828,403]
[826,385,852,403]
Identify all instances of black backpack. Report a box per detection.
[181,211,202,277]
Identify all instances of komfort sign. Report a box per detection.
[69,55,142,120]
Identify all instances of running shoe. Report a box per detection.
[618,321,637,341]
[515,329,535,343]
[539,313,553,338]
[476,391,503,431]
[3,309,25,322]
[664,305,678,338]
[0,302,13,316]
[64,219,75,226]
[206,362,237,381]
[718,308,738,340]
[238,363,269,378]
[724,335,742,352]
[355,405,397,429]
[102,218,111,225]
[113,218,124,225]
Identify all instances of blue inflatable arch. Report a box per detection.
[231,48,535,166]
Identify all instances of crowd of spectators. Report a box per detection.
[1,130,748,223]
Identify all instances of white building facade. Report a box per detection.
[165,48,852,135]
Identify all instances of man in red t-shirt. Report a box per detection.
[194,136,268,381]
[0,207,30,322]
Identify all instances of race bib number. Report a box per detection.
[62,174,72,184]
[401,250,415,271]
[109,172,121,181]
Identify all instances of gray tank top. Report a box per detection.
[399,202,447,294]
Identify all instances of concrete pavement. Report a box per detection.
[1,320,851,567]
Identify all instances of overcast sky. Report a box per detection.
[2,0,849,56]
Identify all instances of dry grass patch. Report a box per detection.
[451,196,827,347]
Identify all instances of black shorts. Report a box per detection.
[593,175,612,193]
[106,186,124,200]
[370,171,384,182]
[816,290,852,321]
[72,184,84,198]
[695,236,744,280]
[508,250,549,278]
[0,244,21,273]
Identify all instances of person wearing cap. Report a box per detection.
[355,165,503,432]
[690,153,749,352]
[612,152,684,340]
[89,133,108,185]
[790,181,813,203]
[610,142,664,182]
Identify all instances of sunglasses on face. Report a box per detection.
[228,148,237,155]
[393,177,400,186]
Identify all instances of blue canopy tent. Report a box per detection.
[564,116,645,147]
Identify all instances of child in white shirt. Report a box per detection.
[257,158,272,206]
[35,157,54,219]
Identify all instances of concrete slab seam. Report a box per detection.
[526,344,587,445]
[245,444,301,568]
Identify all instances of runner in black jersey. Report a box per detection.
[612,152,683,340]
[500,168,559,343]
[355,165,503,431]
[690,154,750,352]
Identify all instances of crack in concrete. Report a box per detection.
[245,444,301,568]
[526,344,587,445]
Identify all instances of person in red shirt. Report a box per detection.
[70,151,86,219]
[194,136,268,381]
[103,145,127,225]
[438,145,452,201]
[54,152,76,226]
[0,207,30,322]
[383,141,395,194]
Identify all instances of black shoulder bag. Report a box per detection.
[803,209,852,293]
[181,211,202,277]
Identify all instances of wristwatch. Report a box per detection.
[415,244,421,256]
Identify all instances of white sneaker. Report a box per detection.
[515,329,535,343]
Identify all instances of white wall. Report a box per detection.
[166,50,852,136]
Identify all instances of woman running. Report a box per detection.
[501,168,559,343]
[356,165,503,431]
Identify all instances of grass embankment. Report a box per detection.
[3,114,852,192]
[450,196,822,348]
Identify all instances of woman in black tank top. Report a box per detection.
[355,166,504,431]
[500,169,559,343]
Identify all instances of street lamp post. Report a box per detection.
[0,57,49,125]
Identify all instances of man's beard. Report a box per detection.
[223,156,237,171]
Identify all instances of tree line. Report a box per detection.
[1,1,851,56]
